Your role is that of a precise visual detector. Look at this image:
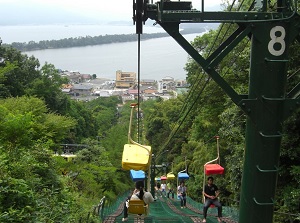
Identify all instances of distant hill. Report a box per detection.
[4,27,209,52]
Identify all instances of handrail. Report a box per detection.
[92,196,106,220]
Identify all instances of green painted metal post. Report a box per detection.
[239,22,291,222]
[151,155,156,198]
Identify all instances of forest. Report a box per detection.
[0,11,299,223]
[2,27,205,52]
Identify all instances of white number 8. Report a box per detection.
[268,26,286,56]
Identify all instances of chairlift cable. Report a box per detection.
[161,77,211,153]
[288,67,300,80]
[160,0,239,125]
[166,0,251,147]
[179,0,243,116]
[161,36,250,153]
[137,33,141,143]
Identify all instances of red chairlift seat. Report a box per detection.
[160,175,167,180]
[205,163,225,175]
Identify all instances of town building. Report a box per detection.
[157,76,176,93]
[60,69,187,102]
[115,70,136,88]
[72,84,93,96]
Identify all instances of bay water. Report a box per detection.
[0,24,206,80]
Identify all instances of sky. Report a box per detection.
[0,0,223,25]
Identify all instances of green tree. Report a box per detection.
[0,96,76,146]
[25,63,69,114]
[0,46,40,97]
[0,96,79,223]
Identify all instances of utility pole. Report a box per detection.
[133,0,300,222]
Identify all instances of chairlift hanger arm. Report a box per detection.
[128,103,150,152]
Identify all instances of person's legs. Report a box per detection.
[122,201,128,221]
[179,195,184,207]
[183,196,187,207]
[203,199,212,220]
[157,189,162,197]
[212,200,222,219]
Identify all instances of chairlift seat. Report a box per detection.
[161,175,167,180]
[128,200,148,215]
[122,144,151,171]
[205,164,224,175]
[130,170,145,182]
[54,154,77,162]
[167,172,176,180]
[178,172,189,180]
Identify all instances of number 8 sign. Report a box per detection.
[268,26,286,56]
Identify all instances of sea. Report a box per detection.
[0,24,208,80]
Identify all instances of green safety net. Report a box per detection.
[100,192,239,223]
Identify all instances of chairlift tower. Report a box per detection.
[133,0,300,222]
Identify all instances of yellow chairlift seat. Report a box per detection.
[128,200,148,215]
[167,172,175,180]
[122,144,151,171]
[54,153,77,162]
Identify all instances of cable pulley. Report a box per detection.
[133,0,148,34]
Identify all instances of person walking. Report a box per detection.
[167,181,174,199]
[202,176,222,223]
[177,181,187,208]
[161,181,167,197]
